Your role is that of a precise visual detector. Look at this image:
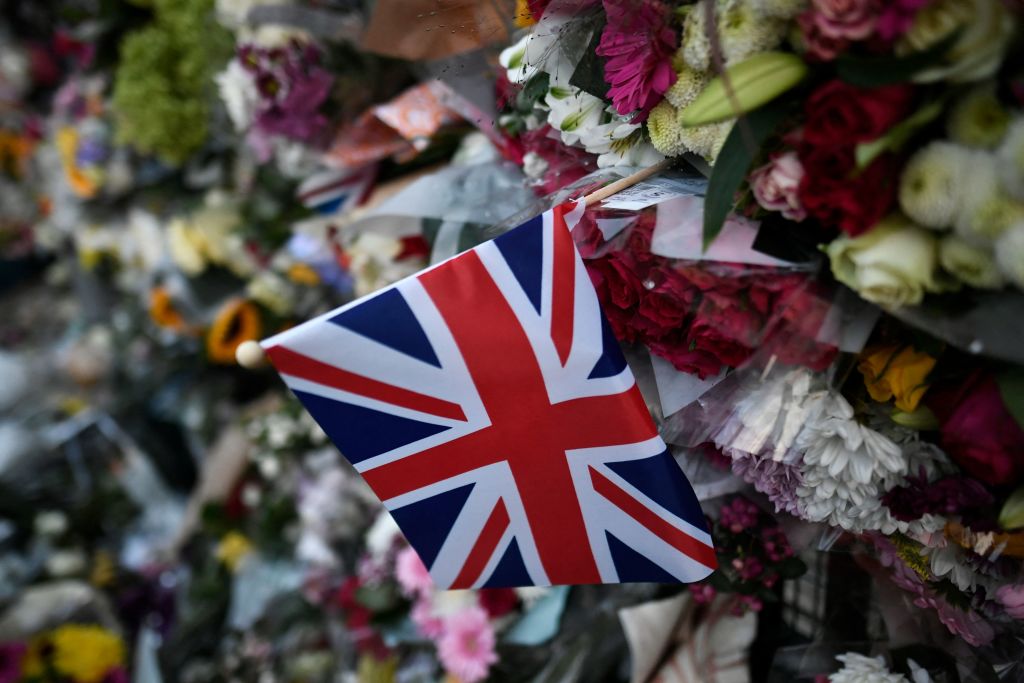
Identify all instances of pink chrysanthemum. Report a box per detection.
[395,547,434,599]
[411,597,446,639]
[596,0,677,121]
[437,606,499,683]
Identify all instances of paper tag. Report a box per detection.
[601,176,708,211]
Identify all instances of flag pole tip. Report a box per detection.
[236,340,266,369]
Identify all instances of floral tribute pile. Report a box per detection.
[2,0,1024,681]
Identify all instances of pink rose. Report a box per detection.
[798,0,878,60]
[996,584,1024,619]
[750,152,807,221]
[809,0,877,40]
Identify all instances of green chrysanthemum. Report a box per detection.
[938,234,1005,289]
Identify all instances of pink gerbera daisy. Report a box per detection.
[596,0,677,121]
[437,606,499,683]
[395,546,434,599]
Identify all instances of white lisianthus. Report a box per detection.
[995,222,1024,290]
[997,116,1024,201]
[938,235,1005,289]
[898,141,970,229]
[827,214,943,309]
[904,0,1014,84]
[946,84,1010,149]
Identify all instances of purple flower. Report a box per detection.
[730,454,804,516]
[0,642,26,683]
[996,584,1024,619]
[881,474,993,522]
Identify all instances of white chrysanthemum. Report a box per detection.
[719,2,788,65]
[939,234,1005,289]
[794,393,909,534]
[997,116,1024,201]
[923,543,979,591]
[679,118,734,162]
[898,141,970,229]
[953,151,1024,244]
[680,1,713,71]
[995,222,1024,289]
[829,653,909,683]
[749,0,807,19]
[664,64,709,109]
[647,102,687,157]
[946,83,1010,149]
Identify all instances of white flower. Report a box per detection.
[46,549,87,577]
[247,271,296,316]
[499,15,571,85]
[346,232,424,297]
[216,59,259,133]
[923,542,978,591]
[34,511,68,537]
[664,64,709,110]
[997,116,1024,201]
[938,235,1005,289]
[829,653,908,683]
[827,214,943,309]
[953,151,1024,244]
[522,151,549,179]
[905,0,1014,84]
[946,83,1009,149]
[995,222,1024,290]
[365,509,402,559]
[899,142,970,229]
[680,0,787,70]
[579,113,664,168]
[514,586,551,605]
[545,80,605,148]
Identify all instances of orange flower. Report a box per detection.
[514,0,537,27]
[149,287,189,332]
[287,262,321,286]
[858,344,937,413]
[206,299,262,364]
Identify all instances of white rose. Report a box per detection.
[827,214,943,309]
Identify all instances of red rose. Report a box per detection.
[929,372,1024,486]
[798,148,899,235]
[588,255,642,342]
[803,81,915,147]
[478,588,519,617]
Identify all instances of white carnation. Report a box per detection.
[829,653,909,683]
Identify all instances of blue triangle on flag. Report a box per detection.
[605,531,678,584]
[607,452,708,531]
[495,214,543,314]
[292,389,450,465]
[330,288,441,367]
[313,195,346,214]
[588,313,629,379]
[482,538,532,588]
[390,483,475,570]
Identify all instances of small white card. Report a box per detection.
[601,176,709,211]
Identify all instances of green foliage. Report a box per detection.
[112,0,232,166]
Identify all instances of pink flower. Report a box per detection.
[395,547,434,599]
[750,152,807,221]
[798,0,878,60]
[996,584,1024,619]
[411,597,446,639]
[876,0,930,42]
[596,0,677,121]
[689,583,717,604]
[437,606,499,683]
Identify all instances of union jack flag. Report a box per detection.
[262,203,716,588]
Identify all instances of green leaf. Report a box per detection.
[855,99,944,169]
[836,30,962,87]
[703,98,792,250]
[516,72,550,112]
[997,368,1024,431]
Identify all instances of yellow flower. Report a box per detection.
[858,344,937,413]
[90,550,116,588]
[287,262,321,286]
[216,531,253,571]
[50,624,125,683]
[514,0,536,27]
[56,127,100,199]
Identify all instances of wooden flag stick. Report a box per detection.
[582,159,672,207]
